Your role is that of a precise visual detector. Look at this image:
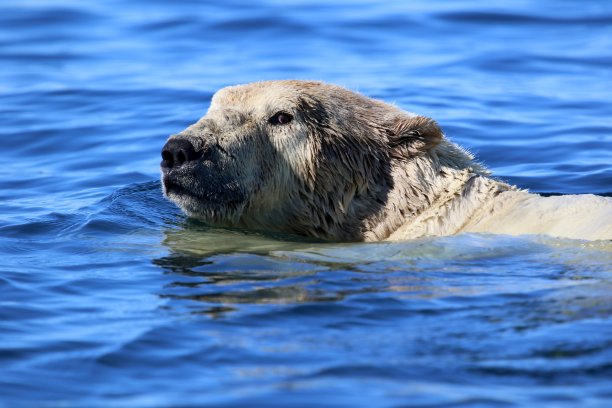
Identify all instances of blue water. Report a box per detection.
[1,0,611,406]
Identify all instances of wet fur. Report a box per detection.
[162,80,612,241]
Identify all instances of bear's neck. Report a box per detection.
[238,143,512,242]
[364,155,512,241]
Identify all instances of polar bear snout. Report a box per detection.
[160,138,203,172]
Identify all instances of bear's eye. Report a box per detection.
[269,111,293,125]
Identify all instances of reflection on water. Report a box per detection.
[156,222,612,322]
[148,220,612,405]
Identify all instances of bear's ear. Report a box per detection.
[388,115,443,155]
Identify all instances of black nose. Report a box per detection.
[161,138,202,170]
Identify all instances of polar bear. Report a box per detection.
[160,80,612,241]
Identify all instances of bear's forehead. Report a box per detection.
[209,80,336,117]
[207,80,405,125]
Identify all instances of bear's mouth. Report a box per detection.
[162,176,194,198]
[161,173,247,221]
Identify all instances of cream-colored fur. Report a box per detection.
[161,80,612,242]
[387,180,612,241]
